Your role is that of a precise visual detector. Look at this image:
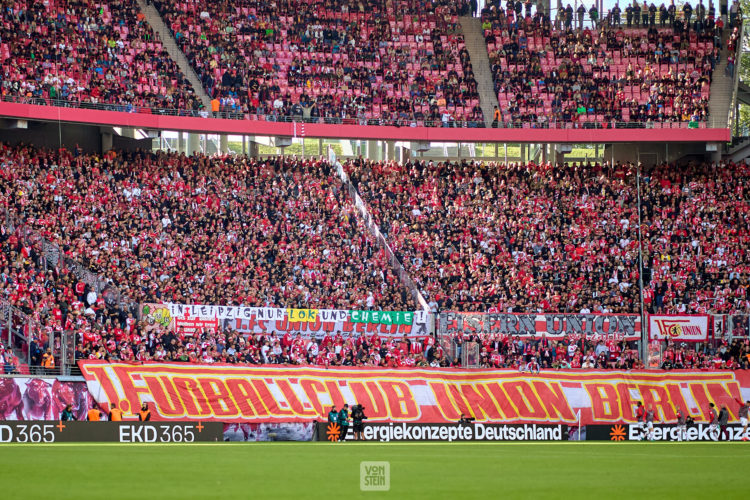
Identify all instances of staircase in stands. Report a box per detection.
[459,15,499,128]
[708,26,743,129]
[136,0,213,110]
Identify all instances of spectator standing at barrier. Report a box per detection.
[109,403,123,422]
[735,399,749,441]
[138,403,151,421]
[669,1,677,23]
[338,404,350,441]
[41,348,55,374]
[577,3,586,27]
[60,404,77,421]
[589,4,598,26]
[634,1,643,24]
[2,350,18,374]
[29,340,42,374]
[718,405,729,441]
[730,0,738,24]
[611,3,621,24]
[87,406,102,421]
[684,1,693,27]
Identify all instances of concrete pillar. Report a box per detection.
[187,133,200,156]
[367,141,379,161]
[101,132,113,153]
[178,132,186,154]
[318,139,323,157]
[386,141,396,161]
[401,145,410,162]
[219,134,228,155]
[548,145,557,165]
[248,140,259,157]
[120,127,135,139]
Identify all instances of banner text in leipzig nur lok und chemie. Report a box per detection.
[139,303,430,339]
[79,362,750,425]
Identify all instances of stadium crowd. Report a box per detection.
[0,0,740,128]
[154,0,482,125]
[345,158,750,316]
[0,142,744,371]
[483,1,741,125]
[70,323,750,370]
[0,144,412,310]
[0,143,423,369]
[0,0,200,112]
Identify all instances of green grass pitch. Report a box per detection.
[1,442,748,500]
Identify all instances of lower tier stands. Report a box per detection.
[345,158,750,315]
[0,145,413,311]
[0,144,747,371]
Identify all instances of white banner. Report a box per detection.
[648,315,709,342]
[139,303,431,340]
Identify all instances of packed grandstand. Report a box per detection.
[0,0,747,381]
[0,0,741,126]
[1,145,749,373]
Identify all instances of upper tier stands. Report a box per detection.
[153,0,483,125]
[0,0,200,112]
[483,5,742,126]
[0,0,739,127]
[345,158,750,315]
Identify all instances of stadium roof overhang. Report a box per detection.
[0,101,731,144]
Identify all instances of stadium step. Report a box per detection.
[708,28,742,130]
[458,16,499,128]
[136,0,212,110]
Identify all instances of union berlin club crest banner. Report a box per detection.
[79,362,750,425]
[649,315,710,342]
[139,303,431,339]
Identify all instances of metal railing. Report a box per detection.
[719,314,750,339]
[0,94,713,130]
[0,299,40,371]
[9,220,125,308]
[332,154,431,312]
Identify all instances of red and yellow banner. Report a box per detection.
[78,361,750,425]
